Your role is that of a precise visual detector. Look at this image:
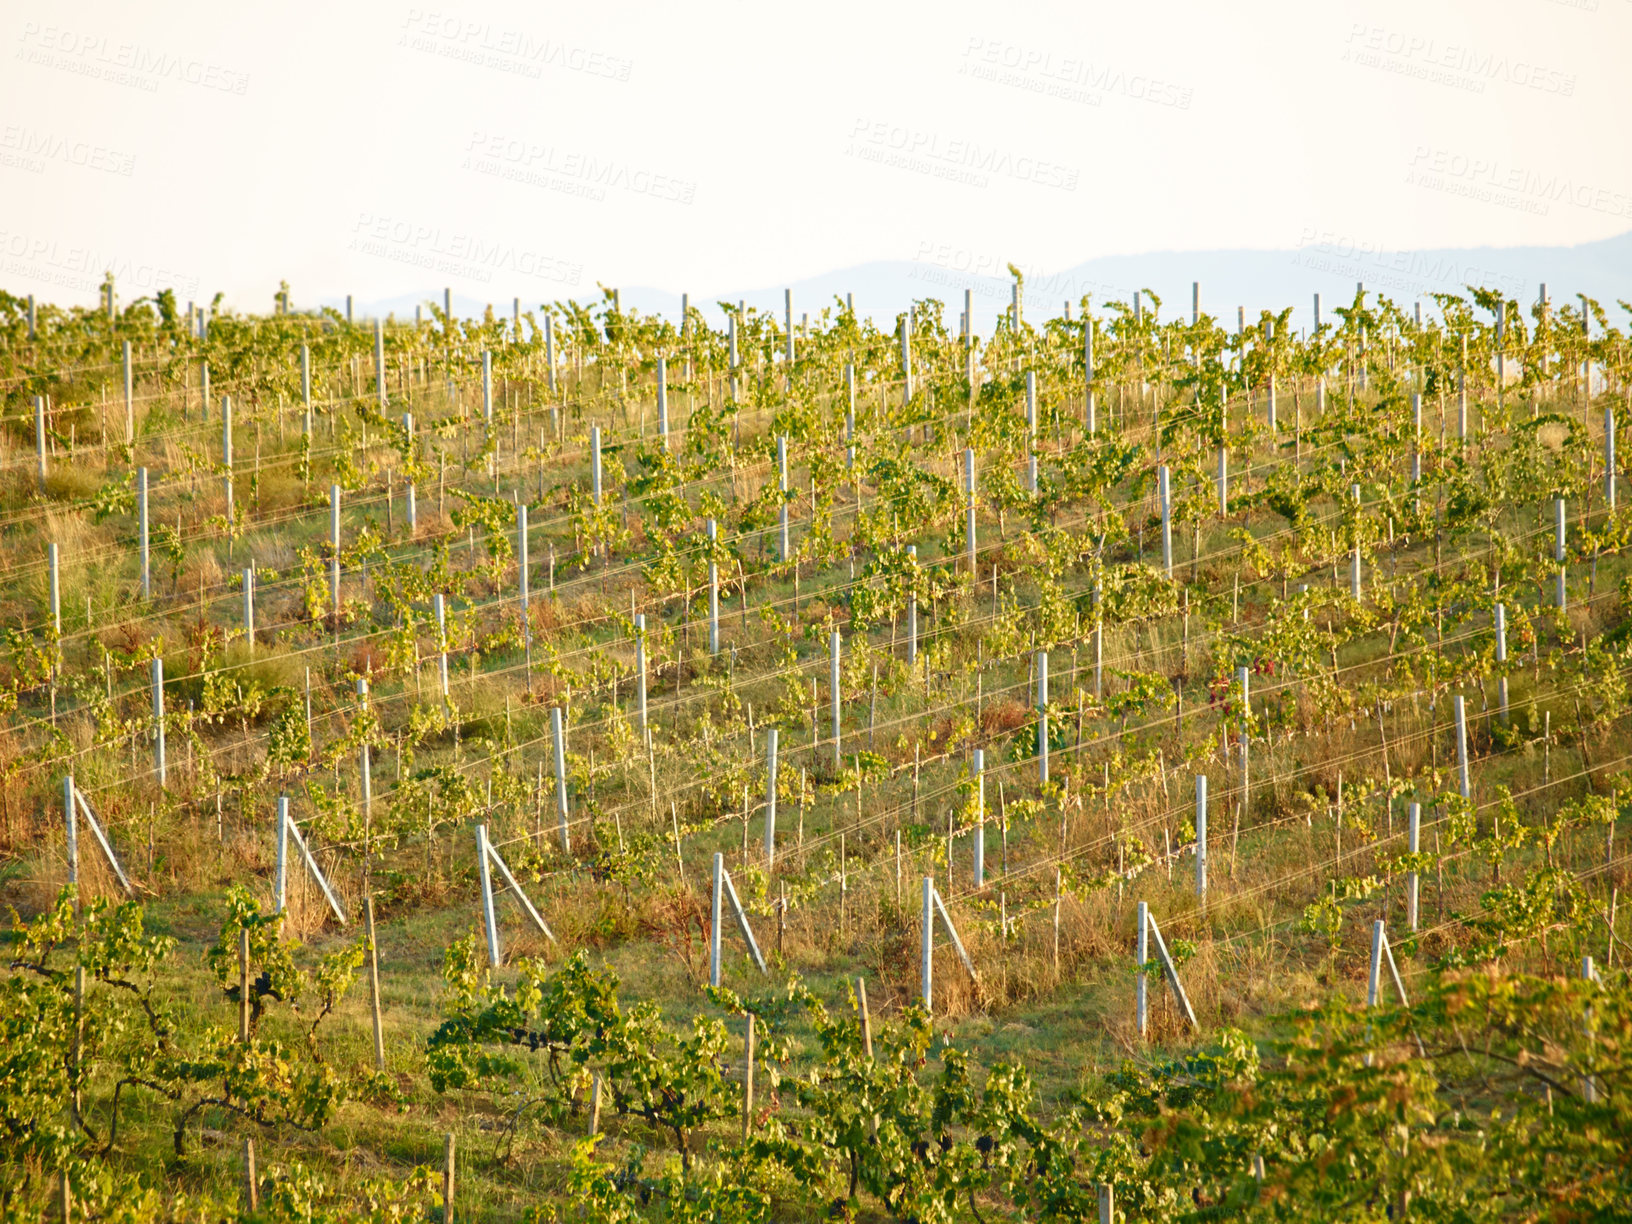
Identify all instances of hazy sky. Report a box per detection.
[2,0,1627,315]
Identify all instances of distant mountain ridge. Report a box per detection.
[334,230,1632,334]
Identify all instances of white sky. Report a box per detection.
[2,0,1627,315]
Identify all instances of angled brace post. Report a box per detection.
[73,786,135,897]
[931,884,979,983]
[1368,920,1414,1007]
[275,799,348,925]
[710,852,768,985]
[63,775,78,893]
[1145,908,1199,1031]
[1368,920,1426,1057]
[1381,929,1410,1008]
[485,829,556,944]
[722,866,768,974]
[477,824,501,966]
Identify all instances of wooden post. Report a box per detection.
[1495,603,1508,721]
[857,978,873,1059]
[366,896,386,1071]
[657,356,669,446]
[912,745,920,822]
[1053,867,1062,973]
[1037,650,1049,783]
[63,775,79,901]
[243,1139,259,1212]
[634,613,647,737]
[1084,310,1096,434]
[1407,803,1421,932]
[906,546,918,664]
[553,707,570,851]
[901,305,914,404]
[330,484,342,622]
[671,801,686,884]
[35,395,47,490]
[1544,711,1551,783]
[518,504,531,653]
[300,344,312,436]
[710,852,724,987]
[708,518,720,655]
[481,350,493,439]
[1195,775,1208,901]
[921,877,934,1011]
[895,829,901,905]
[965,448,977,573]
[442,1133,456,1224]
[764,728,779,866]
[477,825,500,967]
[841,830,848,938]
[1136,901,1149,1038]
[238,928,251,1043]
[742,1013,756,1141]
[1158,465,1172,575]
[243,568,255,651]
[831,630,842,768]
[48,542,60,639]
[404,412,418,532]
[222,395,234,524]
[777,434,790,562]
[1606,406,1617,510]
[152,657,166,788]
[972,748,985,885]
[1582,956,1598,1103]
[137,467,150,599]
[591,425,603,505]
[1454,695,1470,799]
[1233,667,1250,875]
[589,1073,602,1136]
[868,667,878,747]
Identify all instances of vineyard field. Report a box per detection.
[0,276,1628,1221]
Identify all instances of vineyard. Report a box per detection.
[0,273,1629,1220]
